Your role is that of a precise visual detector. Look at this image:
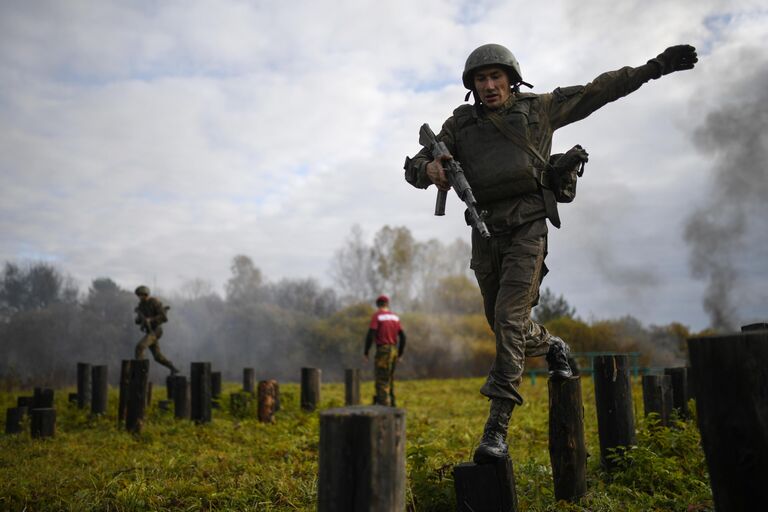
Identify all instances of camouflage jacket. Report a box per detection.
[135,297,168,331]
[404,62,660,232]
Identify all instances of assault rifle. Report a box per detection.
[418,124,491,239]
[134,305,170,334]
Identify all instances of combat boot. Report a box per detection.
[546,336,573,380]
[473,398,515,464]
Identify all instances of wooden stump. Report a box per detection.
[91,365,108,415]
[741,323,768,332]
[454,458,518,512]
[118,359,132,425]
[77,362,91,409]
[5,407,26,434]
[243,367,255,394]
[642,374,673,426]
[663,367,689,420]
[211,371,222,399]
[344,368,361,406]
[33,387,54,408]
[172,376,190,419]
[191,362,212,424]
[270,379,281,412]
[166,375,174,400]
[126,359,149,433]
[318,406,406,512]
[548,376,587,501]
[31,408,56,438]
[688,331,768,510]
[17,396,33,408]
[301,367,321,412]
[593,354,636,469]
[258,380,278,423]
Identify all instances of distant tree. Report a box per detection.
[431,275,483,315]
[532,287,576,324]
[179,278,216,300]
[265,278,339,317]
[0,261,78,317]
[331,224,378,304]
[225,255,264,303]
[370,225,417,307]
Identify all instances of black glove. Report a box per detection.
[649,44,698,78]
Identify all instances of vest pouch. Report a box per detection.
[548,145,588,203]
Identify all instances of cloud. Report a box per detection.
[0,0,766,331]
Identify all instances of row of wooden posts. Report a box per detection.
[4,362,364,436]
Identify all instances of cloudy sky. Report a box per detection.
[1,0,766,332]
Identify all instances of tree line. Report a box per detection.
[1,225,704,389]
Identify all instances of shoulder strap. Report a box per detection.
[486,111,549,167]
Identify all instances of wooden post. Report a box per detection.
[688,331,768,510]
[166,375,174,400]
[30,408,56,438]
[33,387,54,408]
[344,368,361,406]
[91,365,108,415]
[454,458,518,512]
[641,374,673,426]
[301,367,321,411]
[243,367,255,394]
[118,359,132,425]
[5,407,26,434]
[126,359,149,433]
[663,367,689,420]
[211,371,222,399]
[17,396,33,408]
[77,362,91,409]
[258,380,278,423]
[741,323,768,332]
[318,406,406,511]
[191,362,212,424]
[172,375,190,419]
[593,354,636,469]
[548,376,587,501]
[270,379,281,412]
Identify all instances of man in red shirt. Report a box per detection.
[364,295,406,406]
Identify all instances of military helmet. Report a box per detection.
[135,285,150,297]
[462,43,523,90]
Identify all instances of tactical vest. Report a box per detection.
[452,95,543,205]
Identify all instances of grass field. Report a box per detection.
[1,376,713,511]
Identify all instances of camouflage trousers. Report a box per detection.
[471,231,557,405]
[373,344,399,406]
[135,330,175,371]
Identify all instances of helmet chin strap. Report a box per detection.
[464,81,534,102]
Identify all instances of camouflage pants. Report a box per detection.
[471,231,556,405]
[373,344,398,406]
[135,330,175,371]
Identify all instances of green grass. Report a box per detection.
[1,377,713,511]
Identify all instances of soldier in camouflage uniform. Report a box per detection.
[134,285,180,375]
[364,295,407,406]
[404,43,697,463]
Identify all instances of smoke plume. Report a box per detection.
[684,49,768,331]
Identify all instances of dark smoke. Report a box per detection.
[684,48,768,331]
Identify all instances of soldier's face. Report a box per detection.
[473,66,511,109]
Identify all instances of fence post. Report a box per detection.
[91,365,108,415]
[663,367,689,419]
[77,362,91,409]
[301,367,321,412]
[593,354,636,469]
[31,408,56,438]
[688,330,768,510]
[191,362,212,424]
[344,369,360,406]
[243,368,255,394]
[548,376,587,501]
[318,406,406,511]
[33,387,54,409]
[641,374,673,426]
[172,375,190,419]
[126,359,149,433]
